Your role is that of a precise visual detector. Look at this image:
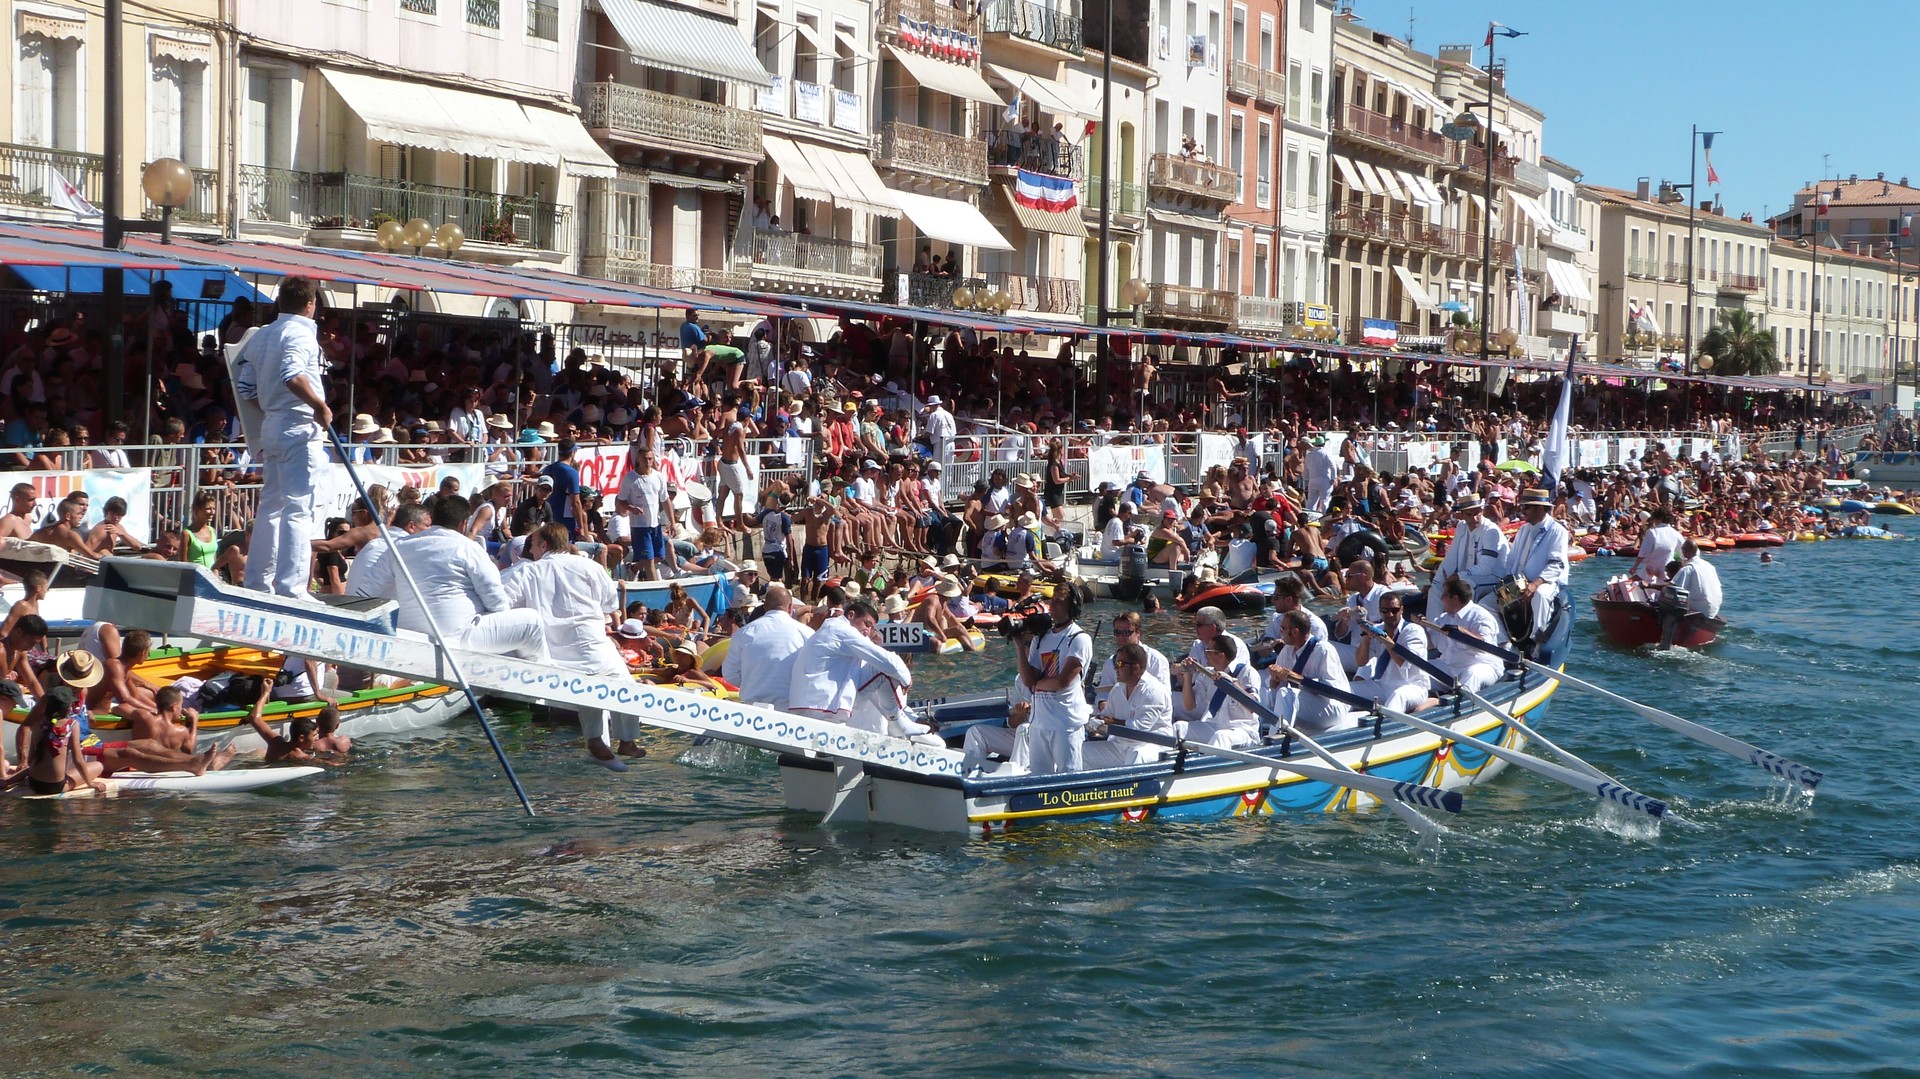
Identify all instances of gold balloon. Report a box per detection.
[402,217,433,248]
[375,220,406,250]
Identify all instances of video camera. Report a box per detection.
[995,611,1054,639]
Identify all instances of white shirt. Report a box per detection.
[1358,618,1430,694]
[1670,557,1722,618]
[787,616,912,717]
[1505,516,1570,587]
[1195,660,1263,738]
[620,468,669,530]
[925,407,955,451]
[1103,676,1174,762]
[344,539,393,598]
[1283,638,1351,733]
[1304,446,1339,511]
[1635,524,1685,582]
[1433,602,1505,682]
[1264,608,1328,645]
[1095,643,1171,699]
[358,526,510,633]
[1027,622,1093,731]
[723,609,814,711]
[502,551,619,665]
[235,313,324,430]
[1439,518,1510,587]
[1099,514,1132,559]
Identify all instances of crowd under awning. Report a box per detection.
[984,64,1098,121]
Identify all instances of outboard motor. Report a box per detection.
[1047,530,1083,560]
[1113,543,1149,600]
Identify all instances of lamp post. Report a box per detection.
[1093,0,1116,411]
[1440,102,1493,405]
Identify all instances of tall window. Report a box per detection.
[149,58,209,166]
[16,31,83,150]
[1305,153,1319,211]
[1228,114,1244,201]
[1255,120,1271,208]
[1309,68,1324,127]
[1284,145,1299,209]
[1287,61,1302,119]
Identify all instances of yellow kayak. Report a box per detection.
[1873,502,1916,515]
[976,573,1057,599]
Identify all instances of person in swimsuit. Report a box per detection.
[180,491,221,570]
[241,679,322,764]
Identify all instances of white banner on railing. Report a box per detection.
[1403,441,1449,471]
[1089,443,1167,489]
[1197,433,1237,475]
[1617,437,1647,465]
[312,462,485,539]
[1577,439,1610,468]
[18,468,154,542]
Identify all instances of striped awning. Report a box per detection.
[996,185,1085,238]
[596,0,773,87]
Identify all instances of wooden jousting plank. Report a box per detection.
[83,559,965,779]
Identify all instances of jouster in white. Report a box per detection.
[503,526,635,767]
[1427,495,1508,613]
[355,515,549,661]
[724,588,813,712]
[787,608,913,731]
[1426,579,1505,694]
[1502,488,1571,639]
[233,278,329,599]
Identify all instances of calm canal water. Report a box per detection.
[3,520,1916,1076]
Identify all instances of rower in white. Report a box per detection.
[1176,606,1247,724]
[1084,642,1174,768]
[1630,505,1684,584]
[1179,633,1262,748]
[355,495,548,662]
[724,584,813,711]
[1421,577,1505,694]
[1092,610,1170,708]
[1262,608,1352,734]
[503,523,640,770]
[1658,539,1723,650]
[1348,593,1432,714]
[1328,560,1389,673]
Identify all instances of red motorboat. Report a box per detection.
[1590,578,1726,649]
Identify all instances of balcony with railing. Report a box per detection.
[1662,259,1686,281]
[1511,159,1548,195]
[140,162,220,226]
[1227,61,1286,107]
[0,142,105,214]
[879,0,978,44]
[1082,177,1145,219]
[1452,144,1516,182]
[527,0,558,39]
[237,164,320,226]
[1328,206,1460,253]
[1627,255,1659,279]
[983,0,1083,56]
[580,81,763,164]
[986,129,1083,179]
[1335,103,1450,163]
[1147,152,1238,208]
[1546,218,1587,252]
[985,271,1083,315]
[304,174,571,252]
[1143,282,1234,324]
[896,272,987,308]
[873,122,987,187]
[1236,295,1294,330]
[741,228,882,285]
[583,249,751,292]
[1719,272,1763,294]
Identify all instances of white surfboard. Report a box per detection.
[8,766,325,799]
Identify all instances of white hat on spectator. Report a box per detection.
[615,619,649,640]
[351,414,380,435]
[487,414,513,430]
[536,421,560,439]
[923,395,943,408]
[373,427,398,445]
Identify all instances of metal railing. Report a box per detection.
[740,228,882,280]
[580,81,764,159]
[1720,272,1763,293]
[0,141,105,213]
[1662,260,1686,281]
[873,122,988,186]
[1335,102,1450,163]
[399,0,435,13]
[1143,282,1234,322]
[527,0,558,39]
[1082,176,1145,217]
[1511,159,1549,195]
[985,271,1083,315]
[140,161,220,225]
[985,129,1083,179]
[467,0,499,27]
[582,255,751,293]
[237,164,321,226]
[1226,61,1285,105]
[879,0,979,43]
[983,0,1083,54]
[1452,145,1516,181]
[1627,256,1659,278]
[1147,152,1239,203]
[310,174,571,252]
[897,272,987,308]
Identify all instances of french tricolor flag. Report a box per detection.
[898,14,920,46]
[1014,168,1078,212]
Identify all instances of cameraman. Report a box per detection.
[1010,589,1093,774]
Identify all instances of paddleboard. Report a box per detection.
[7,766,325,799]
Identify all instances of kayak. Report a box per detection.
[976,573,1058,599]
[7,766,326,799]
[1873,502,1916,515]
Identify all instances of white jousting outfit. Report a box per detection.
[723,609,813,711]
[1265,637,1351,735]
[1350,619,1432,714]
[786,615,912,730]
[503,550,629,744]
[1427,516,1508,612]
[1085,675,1174,768]
[235,311,326,597]
[358,526,549,660]
[1183,660,1262,748]
[1025,622,1094,773]
[1431,601,1505,693]
[1502,515,1570,637]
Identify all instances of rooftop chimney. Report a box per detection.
[1635,177,1651,201]
[1878,171,1886,181]
[1849,173,1858,183]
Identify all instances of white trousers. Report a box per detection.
[1444,663,1501,694]
[453,610,550,661]
[245,433,327,597]
[1349,678,1430,715]
[1525,581,1559,638]
[962,722,1027,772]
[1081,735,1147,769]
[569,638,636,745]
[1027,724,1084,774]
[1178,719,1254,750]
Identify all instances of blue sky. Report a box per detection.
[1373,0,1910,218]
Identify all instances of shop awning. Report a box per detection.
[995,185,1086,238]
[1400,171,1443,211]
[1331,155,1366,196]
[797,141,899,218]
[1372,166,1408,204]
[887,46,1005,106]
[524,104,619,178]
[1509,191,1553,231]
[596,0,773,87]
[763,135,835,203]
[322,68,560,166]
[1546,258,1591,302]
[984,64,1098,121]
[1392,264,1436,309]
[893,189,1014,249]
[1349,159,1389,198]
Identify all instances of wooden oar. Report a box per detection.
[1292,673,1668,821]
[1187,664,1448,836]
[1104,725,1463,816]
[1360,623,1612,783]
[1434,625,1825,792]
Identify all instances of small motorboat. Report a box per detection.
[1590,577,1724,650]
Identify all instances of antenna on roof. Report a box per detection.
[1406,7,1416,48]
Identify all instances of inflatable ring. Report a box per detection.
[1334,529,1391,567]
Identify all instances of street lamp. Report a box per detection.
[1441,104,1495,404]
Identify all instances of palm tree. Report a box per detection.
[1699,308,1780,376]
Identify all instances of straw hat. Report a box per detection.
[1016,512,1038,528]
[736,560,760,574]
[882,594,909,616]
[1452,495,1484,514]
[1518,487,1554,508]
[47,328,79,349]
[608,408,633,426]
[373,427,398,445]
[536,421,560,440]
[581,404,603,423]
[671,641,700,661]
[842,581,863,597]
[486,414,513,431]
[936,577,963,598]
[1013,474,1036,490]
[421,420,444,433]
[55,650,104,689]
[986,514,1009,530]
[615,619,648,639]
[940,554,962,569]
[350,413,380,435]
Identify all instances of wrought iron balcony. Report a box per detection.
[1511,159,1549,195]
[1720,272,1763,293]
[0,142,104,214]
[308,173,572,252]
[139,161,220,225]
[982,0,1083,55]
[1335,103,1450,164]
[873,122,987,187]
[237,164,321,226]
[985,270,1083,315]
[879,0,979,45]
[1452,144,1516,182]
[1626,255,1659,279]
[1143,282,1234,323]
[467,0,499,29]
[741,228,881,281]
[583,255,750,292]
[1226,61,1285,106]
[1147,152,1238,206]
[1082,176,1145,218]
[986,129,1082,180]
[897,272,987,308]
[580,81,763,163]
